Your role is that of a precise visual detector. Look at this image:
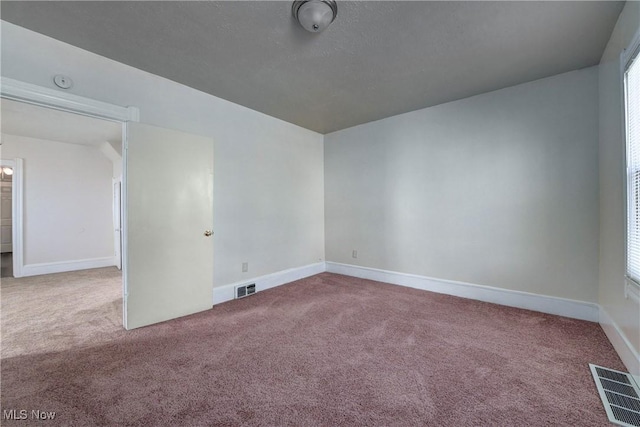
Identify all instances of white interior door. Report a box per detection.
[1,182,12,253]
[124,122,214,329]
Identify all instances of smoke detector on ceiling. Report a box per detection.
[292,0,337,33]
[53,75,73,89]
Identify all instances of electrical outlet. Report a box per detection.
[352,250,358,259]
[242,262,248,272]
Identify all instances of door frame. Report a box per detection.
[0,158,23,277]
[0,77,139,328]
[113,177,122,270]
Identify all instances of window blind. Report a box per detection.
[626,53,640,285]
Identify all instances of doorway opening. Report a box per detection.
[0,97,125,358]
[0,162,14,277]
[2,77,215,334]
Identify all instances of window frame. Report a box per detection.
[622,29,640,288]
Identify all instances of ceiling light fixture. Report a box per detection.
[292,0,337,33]
[2,167,13,176]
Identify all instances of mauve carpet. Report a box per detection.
[1,270,624,426]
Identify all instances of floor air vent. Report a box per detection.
[590,364,640,426]
[235,283,256,299]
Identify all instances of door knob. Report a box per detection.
[204,230,213,237]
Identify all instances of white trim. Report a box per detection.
[112,177,122,270]
[21,257,116,277]
[622,26,640,70]
[122,124,129,328]
[0,77,139,122]
[12,159,23,278]
[625,280,640,304]
[212,262,325,305]
[325,262,599,322]
[599,306,640,381]
[622,27,640,296]
[0,158,24,278]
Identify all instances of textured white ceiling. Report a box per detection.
[0,1,624,134]
[1,99,122,146]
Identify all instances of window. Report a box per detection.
[625,39,640,286]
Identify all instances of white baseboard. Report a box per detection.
[212,262,326,305]
[325,262,599,322]
[21,257,116,277]
[599,306,640,380]
[210,261,636,377]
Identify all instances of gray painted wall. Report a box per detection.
[598,1,640,375]
[325,67,600,302]
[2,134,114,265]
[1,21,325,288]
[4,14,635,369]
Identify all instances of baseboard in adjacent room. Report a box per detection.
[325,262,599,322]
[21,257,116,277]
[599,306,640,381]
[212,262,326,305]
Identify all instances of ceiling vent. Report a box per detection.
[590,364,640,426]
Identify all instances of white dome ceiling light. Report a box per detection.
[292,0,337,33]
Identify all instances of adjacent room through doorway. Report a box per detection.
[0,98,125,357]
